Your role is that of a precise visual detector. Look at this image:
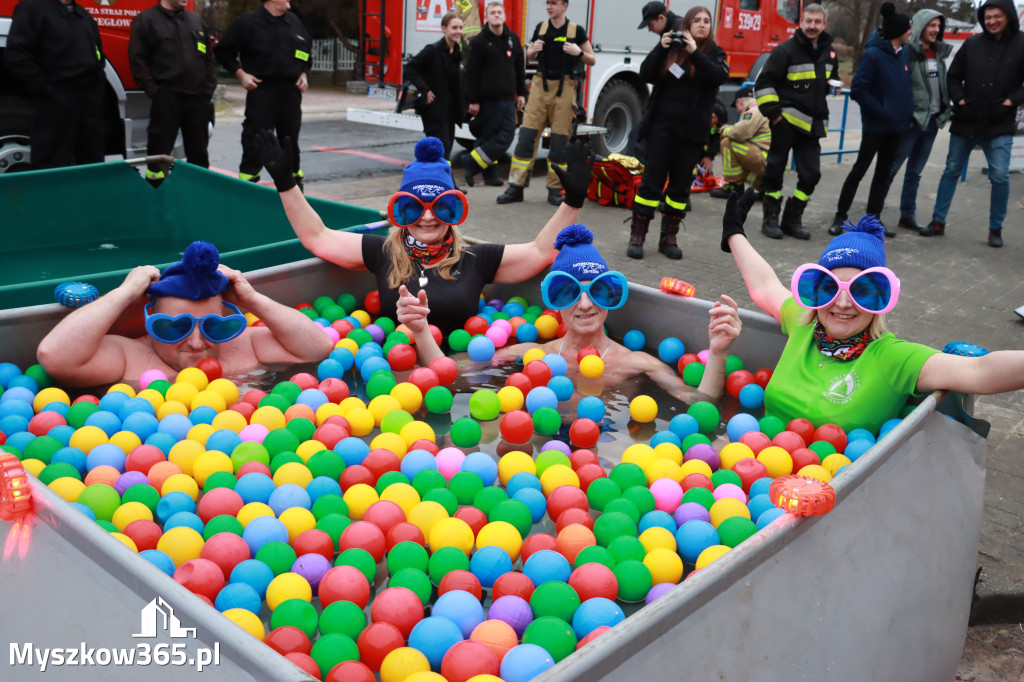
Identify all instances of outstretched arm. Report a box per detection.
[220,265,333,364]
[395,285,445,366]
[917,350,1024,396]
[36,266,159,386]
[722,189,788,321]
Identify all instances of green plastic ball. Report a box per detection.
[389,567,432,605]
[380,410,415,435]
[621,485,655,517]
[316,513,352,545]
[147,379,171,397]
[203,471,237,491]
[38,462,82,485]
[687,401,720,436]
[259,393,292,413]
[322,304,347,323]
[532,407,562,436]
[336,293,357,313]
[263,429,301,457]
[313,295,335,313]
[65,402,99,429]
[347,328,373,347]
[310,633,359,676]
[468,389,501,421]
[376,471,411,495]
[450,417,482,448]
[448,471,485,506]
[386,330,411,346]
[121,483,159,514]
[96,520,118,533]
[530,581,581,623]
[23,436,61,465]
[375,316,396,335]
[593,511,637,547]
[758,416,786,439]
[717,516,758,548]
[535,449,571,477]
[285,417,316,443]
[682,362,705,387]
[412,469,447,497]
[424,386,454,414]
[203,515,244,540]
[311,495,349,521]
[335,548,376,585]
[448,329,472,352]
[682,487,716,511]
[809,440,838,458]
[269,452,303,474]
[523,616,578,662]
[573,545,615,569]
[231,441,271,472]
[472,486,508,516]
[271,381,302,404]
[488,499,533,539]
[724,355,745,375]
[77,484,120,521]
[299,307,318,320]
[25,364,53,389]
[680,433,712,452]
[608,463,647,491]
[387,541,430,575]
[270,598,318,638]
[255,541,297,576]
[366,371,398,399]
[607,535,646,564]
[307,451,345,481]
[585,478,622,512]
[428,546,471,585]
[710,469,742,490]
[602,498,640,525]
[318,600,367,640]
[614,559,653,602]
[423,487,458,516]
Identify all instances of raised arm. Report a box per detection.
[721,190,788,321]
[395,285,446,366]
[36,266,159,386]
[916,350,1024,396]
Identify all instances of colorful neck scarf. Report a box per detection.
[813,321,874,362]
[403,229,454,267]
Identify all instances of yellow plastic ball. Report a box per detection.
[108,430,143,454]
[164,382,199,408]
[370,431,407,459]
[192,451,233,487]
[237,502,275,528]
[273,461,314,488]
[20,458,45,478]
[629,394,658,423]
[756,446,794,478]
[168,439,204,476]
[211,409,248,433]
[496,386,525,413]
[314,402,345,425]
[719,442,755,471]
[335,338,360,356]
[111,501,154,531]
[653,442,683,465]
[296,439,327,463]
[350,309,371,328]
[644,458,680,485]
[107,383,136,398]
[639,526,677,554]
[380,647,431,682]
[644,547,684,585]
[579,354,605,378]
[279,507,317,543]
[244,312,260,326]
[428,516,475,555]
[466,676,505,682]
[399,421,435,448]
[498,451,536,485]
[345,407,375,437]
[157,526,205,566]
[407,500,449,539]
[821,453,853,477]
[222,608,265,640]
[176,367,210,391]
[534,315,559,339]
[250,406,286,431]
[161,473,200,501]
[679,458,714,479]
[368,396,403,427]
[522,348,546,366]
[406,672,448,682]
[49,477,86,503]
[621,443,657,469]
[191,390,227,413]
[380,482,419,516]
[709,497,752,528]
[33,386,71,412]
[156,400,190,420]
[797,464,832,482]
[343,483,380,520]
[186,423,215,447]
[476,520,523,561]
[539,464,580,496]
[695,544,731,570]
[69,425,108,454]
[266,572,312,611]
[110,532,139,553]
[207,378,240,408]
[390,382,424,413]
[135,388,165,410]
[340,397,367,413]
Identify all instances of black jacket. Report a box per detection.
[5,0,104,93]
[639,35,729,144]
[404,38,465,124]
[754,29,839,138]
[215,7,311,83]
[947,0,1024,139]
[129,5,216,98]
[464,25,525,103]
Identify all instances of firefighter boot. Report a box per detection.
[762,194,783,239]
[547,187,563,207]
[627,212,652,259]
[496,185,524,204]
[461,154,479,187]
[482,164,503,187]
[658,212,684,260]
[709,182,743,199]
[780,197,811,239]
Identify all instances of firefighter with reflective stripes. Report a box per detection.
[215,0,311,189]
[711,86,771,196]
[496,0,595,207]
[753,4,838,239]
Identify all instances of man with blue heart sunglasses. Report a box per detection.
[37,241,333,387]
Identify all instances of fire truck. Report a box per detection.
[0,0,184,172]
[359,0,804,155]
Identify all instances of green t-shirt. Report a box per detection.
[763,298,940,435]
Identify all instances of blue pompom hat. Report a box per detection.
[147,241,230,300]
[818,215,887,271]
[552,225,608,281]
[400,137,454,201]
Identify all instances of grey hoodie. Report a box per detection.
[906,8,953,128]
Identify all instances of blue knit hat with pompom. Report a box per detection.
[147,241,230,300]
[400,137,454,201]
[818,215,887,270]
[552,225,608,281]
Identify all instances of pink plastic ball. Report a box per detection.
[436,447,466,481]
[139,369,168,390]
[239,424,270,443]
[712,482,747,503]
[697,349,710,365]
[649,478,684,513]
[491,319,513,336]
[323,327,341,343]
[485,327,509,348]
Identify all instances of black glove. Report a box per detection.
[252,130,296,192]
[721,187,759,253]
[552,139,593,209]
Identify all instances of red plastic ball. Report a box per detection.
[369,586,424,638]
[319,565,371,609]
[27,411,66,437]
[410,439,439,455]
[284,652,320,678]
[576,346,600,363]
[428,356,459,385]
[738,430,772,455]
[362,449,401,482]
[313,423,350,449]
[499,410,534,444]
[676,353,700,374]
[771,430,807,453]
[725,370,756,398]
[522,360,552,388]
[319,378,350,404]
[125,444,167,475]
[332,319,355,338]
[681,473,713,492]
[546,485,589,521]
[568,418,600,448]
[790,448,821,474]
[568,562,619,602]
[73,394,101,406]
[229,401,256,420]
[196,357,222,381]
[196,487,244,523]
[242,390,267,407]
[408,367,440,394]
[339,521,387,563]
[569,449,599,471]
[356,622,405,671]
[199,531,251,579]
[326,660,375,682]
[387,344,418,372]
[812,423,847,454]
[386,522,426,550]
[441,640,501,682]
[363,500,406,536]
[123,519,163,552]
[491,571,535,601]
[339,465,375,492]
[504,372,533,394]
[520,533,558,562]
[322,415,352,431]
[427,325,443,348]
[264,626,312,656]
[575,463,607,493]
[577,625,612,649]
[556,321,568,338]
[555,507,594,532]
[439,569,483,600]
[786,418,816,445]
[365,290,381,314]
[237,461,271,478]
[292,528,335,562]
[453,506,488,536]
[464,316,490,336]
[289,372,319,391]
[753,368,773,387]
[730,457,769,493]
[173,558,225,602]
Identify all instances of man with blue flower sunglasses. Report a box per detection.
[38,242,333,387]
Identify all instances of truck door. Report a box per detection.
[719,0,766,77]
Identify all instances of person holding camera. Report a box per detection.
[628,2,729,260]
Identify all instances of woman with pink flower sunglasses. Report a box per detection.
[720,189,1024,434]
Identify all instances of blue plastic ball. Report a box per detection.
[47,424,75,446]
[41,402,70,417]
[525,386,558,413]
[121,412,160,441]
[268,483,313,515]
[469,546,513,588]
[547,375,574,402]
[0,386,35,404]
[0,415,28,435]
[747,493,775,523]
[231,559,276,600]
[52,446,87,474]
[622,330,646,352]
[516,323,539,343]
[500,643,556,682]
[844,439,874,462]
[156,491,197,524]
[328,347,355,371]
[400,449,438,480]
[668,413,700,440]
[86,443,128,472]
[334,437,370,467]
[117,397,155,420]
[0,400,33,421]
[846,428,875,445]
[657,337,686,364]
[206,429,242,456]
[460,451,498,486]
[431,589,486,638]
[0,363,22,388]
[69,501,97,520]
[235,472,276,505]
[296,388,329,412]
[140,549,177,577]
[506,472,542,498]
[512,487,547,523]
[650,430,681,448]
[317,358,347,381]
[541,353,568,377]
[84,410,122,437]
[306,476,342,503]
[7,375,37,392]
[214,582,262,615]
[638,510,677,535]
[182,405,212,425]
[748,477,774,498]
[675,520,720,564]
[576,396,606,423]
[164,511,205,534]
[571,597,625,638]
[726,413,761,442]
[523,550,572,585]
[342,315,362,330]
[878,418,902,439]
[408,616,465,669]
[738,383,765,409]
[756,507,786,529]
[504,302,526,318]
[468,336,497,362]
[145,432,179,456]
[242,516,289,556]
[97,391,130,415]
[359,356,391,383]
[156,413,193,441]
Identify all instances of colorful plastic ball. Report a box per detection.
[628,394,658,423]
[221,608,265,641]
[738,383,765,409]
[439,640,501,682]
[200,531,251,578]
[356,622,405,672]
[618,328,644,351]
[466,545,511,588]
[266,572,313,611]
[156,526,205,567]
[657,337,685,364]
[431,589,485,639]
[371,587,425,639]
[310,633,360,679]
[500,643,555,682]
[813,423,848,454]
[429,517,475,555]
[467,336,496,362]
[571,597,624,639]
[381,647,431,682]
[674,519,720,563]
[450,418,482,449]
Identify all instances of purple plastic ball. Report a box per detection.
[683,443,720,471]
[291,553,332,593]
[673,501,712,526]
[364,323,386,345]
[539,440,571,457]
[488,298,504,311]
[645,583,676,604]
[115,471,149,495]
[488,595,534,637]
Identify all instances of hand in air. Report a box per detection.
[708,294,742,355]
[720,187,759,253]
[552,139,593,209]
[252,131,296,192]
[396,285,431,334]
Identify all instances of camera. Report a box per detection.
[667,31,685,49]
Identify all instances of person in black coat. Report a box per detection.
[629,3,729,261]
[404,12,466,160]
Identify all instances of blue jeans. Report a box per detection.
[932,133,1012,231]
[887,119,939,219]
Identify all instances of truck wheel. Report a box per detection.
[0,100,32,173]
[591,80,643,157]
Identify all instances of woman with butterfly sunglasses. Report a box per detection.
[398,224,742,404]
[255,133,594,337]
[721,188,1024,434]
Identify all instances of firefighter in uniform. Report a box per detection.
[215,0,311,189]
[496,0,595,207]
[753,3,838,239]
[129,0,217,187]
[711,86,771,196]
[5,0,106,169]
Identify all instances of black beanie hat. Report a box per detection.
[881,2,912,40]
